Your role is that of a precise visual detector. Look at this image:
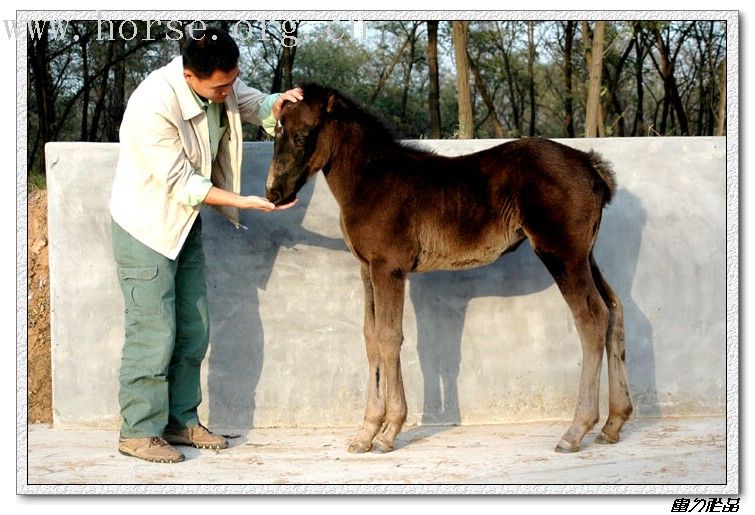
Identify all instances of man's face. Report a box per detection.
[184,66,240,103]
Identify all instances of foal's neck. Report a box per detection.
[323,119,399,208]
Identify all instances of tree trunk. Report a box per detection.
[400,23,419,122]
[583,21,606,138]
[602,28,635,137]
[611,90,626,136]
[427,21,442,138]
[496,22,521,135]
[660,96,670,134]
[79,32,90,142]
[516,80,527,133]
[631,23,647,136]
[452,21,474,139]
[651,25,690,135]
[271,54,283,94]
[369,31,412,105]
[28,25,56,172]
[502,43,521,134]
[563,21,575,137]
[281,26,298,90]
[468,49,505,138]
[269,22,298,94]
[107,37,126,142]
[693,23,707,136]
[526,21,537,136]
[89,39,116,141]
[651,97,661,134]
[706,22,719,136]
[716,57,726,136]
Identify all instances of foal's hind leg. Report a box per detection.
[590,256,633,444]
[539,254,609,453]
[348,264,384,453]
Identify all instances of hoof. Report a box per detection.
[371,436,395,454]
[595,431,619,444]
[554,439,580,453]
[347,441,372,454]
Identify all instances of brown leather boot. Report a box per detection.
[118,436,185,463]
[163,423,228,450]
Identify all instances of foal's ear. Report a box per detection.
[326,92,346,113]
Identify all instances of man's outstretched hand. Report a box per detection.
[240,196,299,212]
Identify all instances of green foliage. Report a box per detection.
[293,33,374,99]
[28,169,47,191]
[27,18,728,174]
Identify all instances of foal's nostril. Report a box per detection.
[265,189,280,204]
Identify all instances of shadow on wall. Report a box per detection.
[599,189,659,418]
[409,243,553,426]
[203,174,345,431]
[204,175,658,431]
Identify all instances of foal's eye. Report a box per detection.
[294,131,309,146]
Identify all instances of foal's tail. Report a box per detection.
[587,150,617,205]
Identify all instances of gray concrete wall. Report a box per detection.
[45,138,726,431]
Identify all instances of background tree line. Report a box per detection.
[27,19,727,179]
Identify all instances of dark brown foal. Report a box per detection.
[265,83,633,453]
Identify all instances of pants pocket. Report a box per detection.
[118,266,161,316]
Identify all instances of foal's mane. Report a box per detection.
[298,82,425,153]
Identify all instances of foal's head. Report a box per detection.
[265,82,341,206]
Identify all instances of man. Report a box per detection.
[109,26,302,463]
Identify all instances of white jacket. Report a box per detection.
[109,56,275,259]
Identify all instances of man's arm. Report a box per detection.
[202,186,297,212]
[271,88,304,118]
[121,95,296,212]
[235,79,303,134]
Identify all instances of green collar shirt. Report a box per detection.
[189,87,228,163]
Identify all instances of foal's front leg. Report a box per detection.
[347,262,408,453]
[369,260,408,453]
[348,264,384,453]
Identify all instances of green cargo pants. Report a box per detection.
[111,216,209,438]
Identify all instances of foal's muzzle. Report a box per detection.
[265,188,297,207]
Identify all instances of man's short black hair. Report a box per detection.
[181,26,240,79]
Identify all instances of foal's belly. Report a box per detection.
[413,223,525,272]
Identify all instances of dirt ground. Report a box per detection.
[27,188,52,423]
[27,417,728,486]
